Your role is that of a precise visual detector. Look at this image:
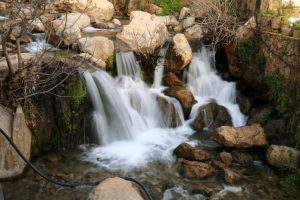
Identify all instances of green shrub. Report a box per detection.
[282,1,297,9]
[238,39,255,64]
[265,68,293,115]
[257,111,271,125]
[155,0,181,16]
[293,24,300,30]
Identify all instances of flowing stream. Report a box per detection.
[81,46,246,171]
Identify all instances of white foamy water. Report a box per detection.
[82,47,246,170]
[0,16,8,20]
[25,33,58,53]
[82,26,122,33]
[187,47,247,127]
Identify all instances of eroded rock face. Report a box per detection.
[117,11,168,54]
[165,33,192,73]
[48,13,90,46]
[163,86,196,119]
[266,145,300,169]
[54,0,114,21]
[174,143,211,161]
[162,73,182,87]
[182,160,214,178]
[78,37,114,62]
[215,124,268,148]
[191,102,232,131]
[0,105,32,179]
[88,177,145,200]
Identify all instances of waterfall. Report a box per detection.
[25,33,58,53]
[187,46,247,127]
[153,44,169,88]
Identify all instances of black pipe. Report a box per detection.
[0,128,152,200]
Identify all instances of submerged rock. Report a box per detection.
[215,124,267,148]
[163,86,196,119]
[78,36,114,62]
[266,145,300,169]
[0,105,32,179]
[174,143,211,161]
[231,150,253,166]
[223,168,242,184]
[116,11,168,54]
[181,160,214,178]
[88,177,145,200]
[165,33,192,73]
[191,102,232,131]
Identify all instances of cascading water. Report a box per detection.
[25,33,58,54]
[82,47,246,170]
[187,46,247,127]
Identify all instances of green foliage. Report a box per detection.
[281,17,290,25]
[238,39,255,64]
[283,173,300,196]
[257,111,271,125]
[296,124,300,148]
[265,68,293,115]
[155,0,181,16]
[293,24,300,30]
[258,50,266,65]
[261,10,278,17]
[63,77,87,107]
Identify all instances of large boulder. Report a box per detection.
[54,0,114,21]
[165,33,192,73]
[88,177,145,200]
[266,145,300,169]
[174,143,211,161]
[116,11,168,54]
[78,37,114,62]
[215,124,268,148]
[163,86,196,119]
[0,105,32,179]
[191,102,232,131]
[162,73,182,87]
[181,160,214,178]
[48,13,90,46]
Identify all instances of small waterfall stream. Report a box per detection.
[82,47,246,170]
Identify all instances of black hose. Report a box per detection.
[0,128,152,200]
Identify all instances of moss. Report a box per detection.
[238,39,256,64]
[155,0,181,16]
[265,68,293,116]
[257,111,271,125]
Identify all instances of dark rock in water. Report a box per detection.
[156,95,183,128]
[163,86,196,119]
[162,73,182,87]
[231,150,253,166]
[223,168,242,184]
[188,182,223,197]
[215,124,268,148]
[219,152,232,167]
[266,145,300,169]
[181,160,214,178]
[174,143,211,161]
[191,102,232,131]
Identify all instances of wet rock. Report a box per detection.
[9,26,30,44]
[224,168,242,184]
[191,102,232,131]
[174,143,211,161]
[157,16,180,27]
[0,105,32,179]
[184,24,204,40]
[163,86,196,118]
[0,53,36,81]
[182,17,195,29]
[116,11,168,54]
[189,182,222,197]
[173,24,183,33]
[48,13,90,46]
[46,153,62,163]
[54,0,114,21]
[156,95,183,128]
[73,53,106,69]
[231,150,253,166]
[165,33,192,73]
[112,18,122,26]
[29,19,45,33]
[179,7,192,20]
[266,145,300,169]
[88,177,145,200]
[78,36,114,62]
[181,160,214,178]
[91,19,110,29]
[215,124,268,148]
[162,73,182,87]
[219,152,232,167]
[0,2,10,9]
